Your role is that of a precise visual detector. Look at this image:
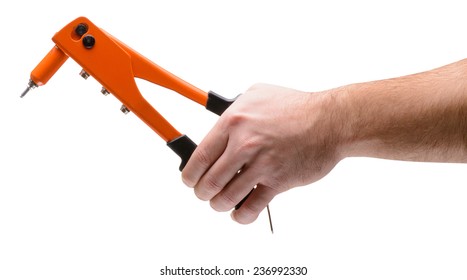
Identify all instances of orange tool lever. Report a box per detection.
[22,16,234,170]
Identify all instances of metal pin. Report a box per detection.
[120,105,130,114]
[101,87,110,96]
[267,205,274,234]
[235,188,274,234]
[79,69,90,80]
[20,79,37,98]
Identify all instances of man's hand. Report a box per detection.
[181,84,346,224]
[181,59,467,225]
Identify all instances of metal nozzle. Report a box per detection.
[20,80,38,98]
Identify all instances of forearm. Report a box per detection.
[182,60,467,225]
[334,59,467,162]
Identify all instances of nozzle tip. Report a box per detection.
[20,87,31,98]
[20,80,37,98]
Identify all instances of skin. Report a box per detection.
[182,59,467,224]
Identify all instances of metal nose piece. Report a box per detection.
[20,80,38,98]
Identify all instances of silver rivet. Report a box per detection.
[101,87,110,96]
[79,69,90,80]
[120,105,130,114]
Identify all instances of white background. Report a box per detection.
[1,1,466,279]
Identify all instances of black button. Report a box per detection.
[82,35,96,49]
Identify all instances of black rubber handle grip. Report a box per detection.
[167,91,252,209]
[167,134,253,209]
[167,91,236,171]
[206,90,237,116]
[167,135,197,171]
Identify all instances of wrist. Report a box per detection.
[302,85,356,162]
[316,84,363,160]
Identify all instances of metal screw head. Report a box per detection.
[79,69,90,79]
[120,105,130,114]
[101,87,110,96]
[75,23,88,36]
[82,35,96,49]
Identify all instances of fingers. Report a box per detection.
[193,148,246,201]
[231,184,276,224]
[182,124,275,224]
[181,121,228,188]
[209,165,260,212]
[181,85,290,225]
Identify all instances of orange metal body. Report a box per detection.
[31,46,68,86]
[30,17,208,142]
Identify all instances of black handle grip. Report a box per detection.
[167,91,236,171]
[167,91,251,209]
[167,134,252,209]
[206,91,237,116]
[167,135,197,171]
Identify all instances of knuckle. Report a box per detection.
[194,148,212,169]
[234,204,260,224]
[247,83,268,92]
[224,112,248,128]
[195,175,223,200]
[205,176,223,192]
[210,192,236,212]
[242,200,261,215]
[240,138,260,151]
[236,137,262,158]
